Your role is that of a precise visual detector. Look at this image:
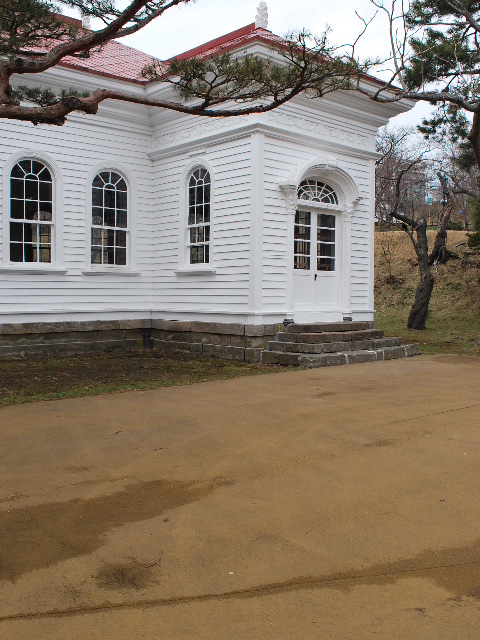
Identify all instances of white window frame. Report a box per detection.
[83,164,138,275]
[187,167,211,266]
[1,151,65,274]
[176,160,216,275]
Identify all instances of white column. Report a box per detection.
[341,204,355,318]
[249,132,265,317]
[279,184,297,321]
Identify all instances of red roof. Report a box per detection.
[169,23,280,62]
[53,22,279,84]
[59,39,158,84]
[29,18,388,91]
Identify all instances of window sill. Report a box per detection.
[175,267,217,276]
[82,269,141,277]
[0,266,67,275]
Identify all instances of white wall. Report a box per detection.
[0,106,154,323]
[150,130,255,320]
[0,90,385,325]
[260,98,378,320]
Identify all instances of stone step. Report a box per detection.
[275,329,385,344]
[267,337,403,354]
[285,321,376,334]
[261,344,420,367]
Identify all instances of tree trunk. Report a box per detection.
[429,203,453,266]
[467,111,480,174]
[407,271,435,329]
[407,220,434,330]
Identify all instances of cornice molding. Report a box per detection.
[149,118,380,162]
[294,90,413,125]
[266,111,371,150]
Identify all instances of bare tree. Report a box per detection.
[376,127,458,329]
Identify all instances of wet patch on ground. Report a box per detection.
[0,479,212,582]
[95,559,159,591]
[3,538,480,622]
[232,538,480,602]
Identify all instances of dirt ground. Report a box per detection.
[1,355,480,639]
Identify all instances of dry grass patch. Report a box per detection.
[375,230,480,355]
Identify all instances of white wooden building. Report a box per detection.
[0,8,413,358]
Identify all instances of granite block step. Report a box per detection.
[285,321,375,334]
[261,344,421,367]
[267,336,403,354]
[276,329,385,344]
[261,322,420,368]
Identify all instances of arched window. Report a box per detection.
[297,179,338,205]
[91,171,128,266]
[10,159,53,263]
[188,168,210,264]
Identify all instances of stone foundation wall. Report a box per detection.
[0,320,284,361]
[151,320,283,362]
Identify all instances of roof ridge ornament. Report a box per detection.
[255,2,268,29]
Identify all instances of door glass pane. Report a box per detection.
[318,228,335,243]
[317,214,336,271]
[294,255,310,270]
[319,214,335,228]
[318,243,335,257]
[317,257,335,271]
[294,210,311,270]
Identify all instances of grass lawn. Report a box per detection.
[0,351,280,408]
[376,314,480,356]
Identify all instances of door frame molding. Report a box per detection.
[279,157,362,320]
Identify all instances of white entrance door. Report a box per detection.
[292,209,340,321]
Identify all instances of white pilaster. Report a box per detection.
[279,183,297,320]
[341,199,361,318]
[249,132,265,316]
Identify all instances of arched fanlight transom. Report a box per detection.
[297,179,338,205]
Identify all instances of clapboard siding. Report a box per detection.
[148,135,253,312]
[0,109,154,321]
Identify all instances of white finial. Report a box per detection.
[81,15,91,29]
[255,2,268,29]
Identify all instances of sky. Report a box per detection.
[112,0,434,128]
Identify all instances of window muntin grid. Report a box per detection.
[298,179,338,205]
[317,213,335,271]
[294,210,311,270]
[91,171,128,266]
[188,168,211,265]
[10,160,53,263]
[294,211,336,271]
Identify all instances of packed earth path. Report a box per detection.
[1,355,480,639]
